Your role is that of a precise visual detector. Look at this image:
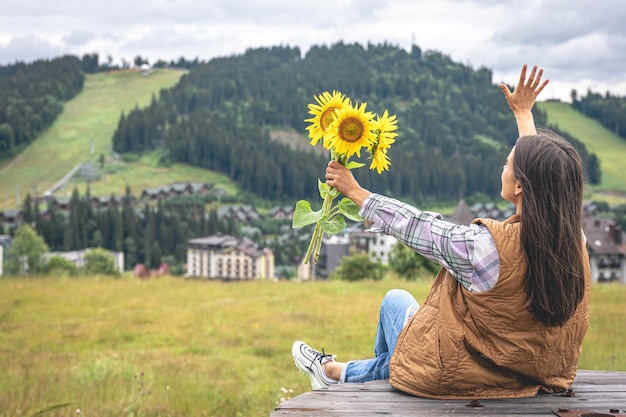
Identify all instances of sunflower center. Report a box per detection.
[320,107,338,130]
[338,117,364,143]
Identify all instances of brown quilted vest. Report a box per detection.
[389,215,591,399]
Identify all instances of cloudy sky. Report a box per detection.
[1,0,625,102]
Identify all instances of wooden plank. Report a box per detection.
[271,370,626,417]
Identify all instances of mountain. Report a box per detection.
[4,44,621,211]
[108,42,601,204]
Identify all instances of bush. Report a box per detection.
[5,224,49,275]
[388,243,439,280]
[45,256,78,276]
[331,253,386,281]
[84,248,120,276]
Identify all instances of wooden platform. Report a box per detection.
[272,370,626,416]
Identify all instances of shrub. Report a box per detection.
[84,248,120,276]
[388,243,439,281]
[45,256,78,276]
[331,253,386,281]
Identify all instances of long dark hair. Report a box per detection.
[513,131,586,327]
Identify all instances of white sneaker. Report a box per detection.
[292,341,338,390]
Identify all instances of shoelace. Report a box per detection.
[306,347,333,371]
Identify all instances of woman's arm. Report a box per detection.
[500,64,549,137]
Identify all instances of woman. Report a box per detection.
[292,65,591,399]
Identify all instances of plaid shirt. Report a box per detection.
[360,193,500,292]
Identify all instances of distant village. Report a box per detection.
[0,183,624,285]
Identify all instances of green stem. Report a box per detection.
[302,221,320,264]
[313,227,324,264]
[312,189,334,263]
[305,152,348,265]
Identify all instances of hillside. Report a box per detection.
[0,69,186,209]
[1,52,622,210]
[538,101,626,205]
[107,44,603,205]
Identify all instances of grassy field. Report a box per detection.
[538,101,626,204]
[0,69,186,209]
[0,276,624,417]
[73,150,238,201]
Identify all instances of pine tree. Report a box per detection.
[63,188,82,250]
[22,193,34,223]
[144,205,156,267]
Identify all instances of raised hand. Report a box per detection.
[500,64,549,136]
[500,64,549,114]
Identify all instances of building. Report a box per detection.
[0,209,23,230]
[186,235,274,280]
[584,216,626,284]
[0,235,12,277]
[315,233,351,278]
[313,223,399,278]
[449,199,516,225]
[140,182,214,201]
[349,230,398,264]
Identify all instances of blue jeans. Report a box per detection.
[340,289,419,383]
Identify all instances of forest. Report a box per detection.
[1,45,616,205]
[0,56,85,158]
[111,43,602,204]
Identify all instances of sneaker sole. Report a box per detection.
[293,356,328,390]
[292,343,328,390]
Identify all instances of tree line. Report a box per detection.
[11,188,306,274]
[16,188,238,273]
[110,42,602,204]
[0,56,85,159]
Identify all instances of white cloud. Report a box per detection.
[63,30,96,47]
[0,34,67,64]
[0,0,624,101]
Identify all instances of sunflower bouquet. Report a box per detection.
[292,90,398,264]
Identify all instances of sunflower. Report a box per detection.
[368,111,398,173]
[325,102,377,158]
[369,147,392,174]
[304,91,349,146]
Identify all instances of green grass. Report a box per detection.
[0,276,624,417]
[538,101,626,203]
[73,150,238,200]
[0,69,186,209]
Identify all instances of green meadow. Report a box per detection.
[0,276,624,417]
[538,101,626,204]
[78,150,238,201]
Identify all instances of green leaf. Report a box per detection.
[345,161,365,169]
[320,216,347,235]
[292,200,323,228]
[318,178,339,199]
[337,198,362,222]
[318,179,329,199]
